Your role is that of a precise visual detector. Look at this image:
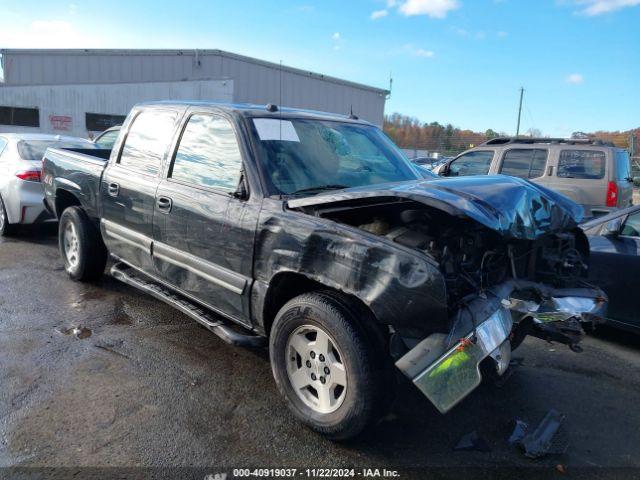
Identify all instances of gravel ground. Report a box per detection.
[1,225,640,478]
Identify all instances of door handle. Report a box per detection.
[156,196,173,213]
[108,182,120,197]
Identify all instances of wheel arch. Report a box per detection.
[54,189,81,218]
[261,271,384,342]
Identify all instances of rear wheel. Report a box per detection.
[269,291,392,440]
[58,206,107,281]
[0,195,16,237]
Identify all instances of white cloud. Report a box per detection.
[403,43,435,58]
[387,0,398,6]
[415,48,435,57]
[398,0,460,18]
[69,3,78,14]
[330,32,343,52]
[566,73,584,84]
[0,20,105,48]
[497,30,509,37]
[572,0,640,15]
[370,9,389,19]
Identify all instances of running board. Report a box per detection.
[110,263,265,348]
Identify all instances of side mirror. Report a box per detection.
[602,217,623,237]
[436,162,450,176]
[231,172,249,200]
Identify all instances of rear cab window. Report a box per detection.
[447,150,494,176]
[557,149,606,179]
[118,110,177,176]
[499,148,548,179]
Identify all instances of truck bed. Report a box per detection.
[42,147,111,219]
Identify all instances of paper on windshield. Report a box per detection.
[253,119,300,142]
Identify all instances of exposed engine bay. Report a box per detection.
[320,198,591,310]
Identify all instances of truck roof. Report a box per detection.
[136,101,374,125]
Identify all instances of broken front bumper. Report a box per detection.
[395,281,606,414]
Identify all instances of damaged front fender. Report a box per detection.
[395,280,606,414]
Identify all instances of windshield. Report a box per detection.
[17,140,90,161]
[250,118,423,195]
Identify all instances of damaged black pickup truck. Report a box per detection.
[42,102,606,440]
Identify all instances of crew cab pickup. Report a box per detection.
[43,102,607,440]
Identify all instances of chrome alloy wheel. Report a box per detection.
[286,324,347,414]
[63,222,80,268]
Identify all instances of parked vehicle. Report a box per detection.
[42,102,606,439]
[411,156,452,172]
[582,204,640,333]
[435,138,634,218]
[93,126,121,150]
[0,133,95,236]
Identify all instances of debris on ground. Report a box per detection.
[508,418,529,445]
[454,431,492,452]
[58,326,92,339]
[520,409,567,459]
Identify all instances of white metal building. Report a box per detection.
[0,49,388,137]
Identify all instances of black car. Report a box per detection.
[582,204,640,332]
[41,101,606,439]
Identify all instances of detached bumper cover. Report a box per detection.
[396,280,606,414]
[397,307,513,414]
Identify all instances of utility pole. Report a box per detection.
[516,87,524,137]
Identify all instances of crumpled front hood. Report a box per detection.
[287,175,584,240]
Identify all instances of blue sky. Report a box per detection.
[1,0,638,136]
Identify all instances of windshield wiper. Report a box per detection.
[290,184,350,196]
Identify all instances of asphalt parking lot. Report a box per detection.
[1,225,640,476]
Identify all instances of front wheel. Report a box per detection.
[58,206,107,281]
[269,292,392,440]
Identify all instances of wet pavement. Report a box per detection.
[1,225,640,475]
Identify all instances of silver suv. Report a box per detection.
[437,137,634,218]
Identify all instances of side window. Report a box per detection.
[170,114,243,192]
[621,211,640,237]
[558,150,605,179]
[615,150,631,181]
[499,149,548,179]
[118,111,176,176]
[448,150,494,176]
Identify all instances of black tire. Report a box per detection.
[0,195,16,237]
[58,206,107,281]
[269,291,393,440]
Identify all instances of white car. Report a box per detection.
[0,133,94,236]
